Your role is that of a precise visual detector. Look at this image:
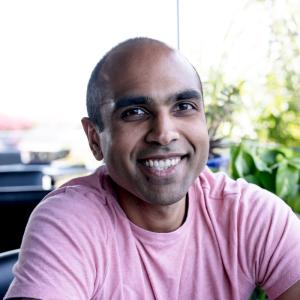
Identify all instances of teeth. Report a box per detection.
[143,157,181,170]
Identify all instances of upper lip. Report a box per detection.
[138,153,186,161]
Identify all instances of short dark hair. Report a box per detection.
[86,54,109,131]
[86,37,202,131]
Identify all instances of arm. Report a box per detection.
[276,280,300,300]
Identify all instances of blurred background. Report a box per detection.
[0,1,299,298]
[1,0,299,166]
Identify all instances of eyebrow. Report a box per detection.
[114,96,153,111]
[175,89,202,101]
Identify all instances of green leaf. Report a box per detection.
[276,153,286,163]
[256,171,276,192]
[230,145,241,179]
[279,147,299,159]
[251,154,271,172]
[276,163,299,199]
[261,149,283,167]
[286,193,300,213]
[292,195,300,214]
[289,157,300,169]
[241,143,270,172]
[244,174,260,185]
[234,148,255,177]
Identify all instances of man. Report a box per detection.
[5,38,300,299]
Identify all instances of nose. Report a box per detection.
[145,112,180,145]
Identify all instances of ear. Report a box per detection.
[81,117,103,161]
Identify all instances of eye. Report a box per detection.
[120,107,149,121]
[173,102,196,114]
[175,102,194,110]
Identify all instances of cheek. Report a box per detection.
[191,126,209,160]
[191,125,209,167]
[106,125,145,157]
[188,121,209,144]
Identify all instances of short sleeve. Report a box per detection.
[242,186,300,299]
[5,187,108,300]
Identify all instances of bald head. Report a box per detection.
[86,37,202,131]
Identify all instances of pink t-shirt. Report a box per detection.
[5,166,300,299]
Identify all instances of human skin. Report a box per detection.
[82,42,209,232]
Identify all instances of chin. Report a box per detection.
[141,190,186,206]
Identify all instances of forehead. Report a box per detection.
[102,45,201,102]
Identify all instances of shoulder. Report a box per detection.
[6,166,116,299]
[26,165,116,243]
[40,165,113,212]
[195,166,292,216]
[191,167,300,259]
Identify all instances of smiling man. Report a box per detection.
[5,38,300,300]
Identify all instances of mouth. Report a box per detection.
[138,155,187,172]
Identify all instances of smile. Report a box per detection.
[142,157,181,171]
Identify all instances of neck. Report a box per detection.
[115,186,188,233]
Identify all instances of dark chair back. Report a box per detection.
[0,249,19,299]
[0,189,52,252]
[0,170,45,187]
